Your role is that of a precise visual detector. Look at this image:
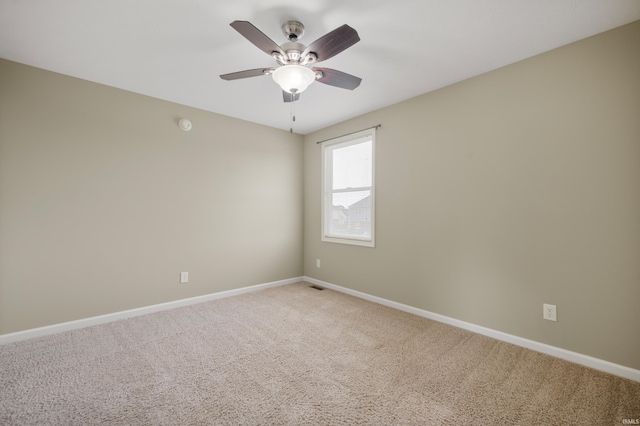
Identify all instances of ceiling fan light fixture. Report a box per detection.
[272,65,316,94]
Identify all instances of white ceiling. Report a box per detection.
[2,1,639,134]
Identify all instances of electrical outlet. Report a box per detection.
[316,259,321,268]
[180,272,189,283]
[543,304,557,321]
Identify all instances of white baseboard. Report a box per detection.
[0,276,303,345]
[4,275,637,383]
[303,276,640,383]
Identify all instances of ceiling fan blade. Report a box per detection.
[313,68,362,90]
[282,91,301,103]
[220,68,273,80]
[230,21,286,57]
[302,25,360,63]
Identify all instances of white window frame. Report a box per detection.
[321,128,375,247]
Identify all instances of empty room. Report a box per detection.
[1,1,639,424]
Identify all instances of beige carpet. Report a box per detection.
[1,282,639,425]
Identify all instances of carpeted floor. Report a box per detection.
[1,282,639,425]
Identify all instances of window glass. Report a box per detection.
[321,129,375,247]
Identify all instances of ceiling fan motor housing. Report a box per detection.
[278,41,305,64]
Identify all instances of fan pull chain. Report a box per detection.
[289,89,298,134]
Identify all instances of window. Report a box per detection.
[322,128,375,247]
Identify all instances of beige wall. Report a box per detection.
[0,59,304,334]
[304,21,640,370]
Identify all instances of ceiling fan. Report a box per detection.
[220,20,362,102]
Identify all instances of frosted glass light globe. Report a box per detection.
[272,65,316,94]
